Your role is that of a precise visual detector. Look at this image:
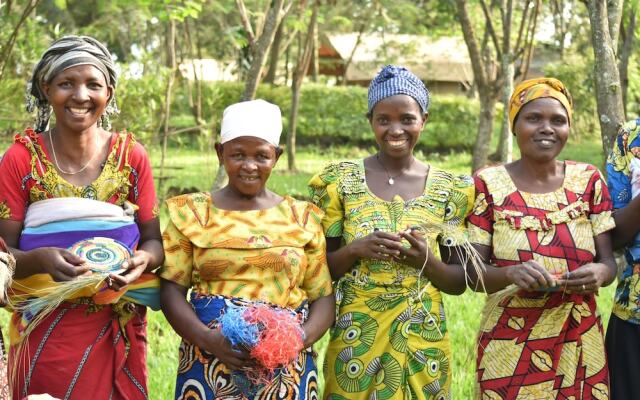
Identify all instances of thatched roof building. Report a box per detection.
[319,33,474,93]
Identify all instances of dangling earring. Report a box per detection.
[35,105,52,133]
[99,114,111,131]
[25,82,52,133]
[100,94,119,131]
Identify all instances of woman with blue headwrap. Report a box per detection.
[0,35,163,399]
[309,65,474,399]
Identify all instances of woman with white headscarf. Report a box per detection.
[0,35,163,399]
[160,99,334,399]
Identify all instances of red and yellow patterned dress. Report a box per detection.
[468,162,615,400]
[0,128,158,400]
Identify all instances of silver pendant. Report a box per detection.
[388,177,394,185]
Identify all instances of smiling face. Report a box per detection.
[513,97,570,163]
[369,94,427,158]
[216,136,282,198]
[42,64,113,133]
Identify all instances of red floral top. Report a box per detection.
[0,128,159,223]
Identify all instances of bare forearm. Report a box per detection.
[326,246,358,280]
[602,262,617,287]
[138,218,164,271]
[612,197,640,249]
[468,262,512,294]
[12,247,45,279]
[160,280,211,348]
[138,238,164,272]
[1,222,45,279]
[302,295,335,347]
[424,258,466,295]
[597,254,618,287]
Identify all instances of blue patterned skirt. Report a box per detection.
[174,294,319,400]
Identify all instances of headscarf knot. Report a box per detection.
[367,65,430,114]
[508,77,573,131]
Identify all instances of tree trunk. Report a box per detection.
[608,0,624,49]
[284,40,290,85]
[586,0,626,156]
[184,19,205,137]
[455,0,495,172]
[0,0,40,83]
[265,18,284,84]
[241,0,286,101]
[288,1,318,171]
[311,24,319,82]
[519,0,540,80]
[496,0,513,163]
[473,91,498,171]
[550,0,574,60]
[288,87,300,171]
[497,59,514,163]
[618,9,636,118]
[341,19,369,85]
[159,18,177,196]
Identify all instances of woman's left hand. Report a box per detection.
[556,263,609,294]
[108,249,152,291]
[396,229,434,270]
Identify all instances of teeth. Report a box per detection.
[539,140,553,145]
[388,140,407,146]
[68,107,90,115]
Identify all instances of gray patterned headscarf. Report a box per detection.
[26,35,119,133]
[367,65,430,115]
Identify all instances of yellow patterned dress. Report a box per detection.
[468,162,615,400]
[160,192,333,399]
[309,160,474,400]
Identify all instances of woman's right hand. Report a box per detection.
[31,247,89,281]
[199,327,251,371]
[348,231,403,261]
[505,260,556,291]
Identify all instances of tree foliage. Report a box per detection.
[0,0,638,177]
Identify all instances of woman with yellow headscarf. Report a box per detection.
[466,78,617,399]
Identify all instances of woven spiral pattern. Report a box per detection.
[69,237,131,273]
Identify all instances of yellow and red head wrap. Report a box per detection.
[508,77,573,131]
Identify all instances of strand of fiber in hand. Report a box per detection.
[219,303,304,392]
[413,220,487,289]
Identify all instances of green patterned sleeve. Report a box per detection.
[308,163,345,238]
[438,174,475,247]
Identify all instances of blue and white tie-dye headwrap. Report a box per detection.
[367,65,430,115]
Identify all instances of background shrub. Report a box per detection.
[1,77,498,154]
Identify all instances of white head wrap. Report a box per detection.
[220,99,282,147]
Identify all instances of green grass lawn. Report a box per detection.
[139,135,616,399]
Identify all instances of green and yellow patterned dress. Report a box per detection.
[309,160,474,400]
